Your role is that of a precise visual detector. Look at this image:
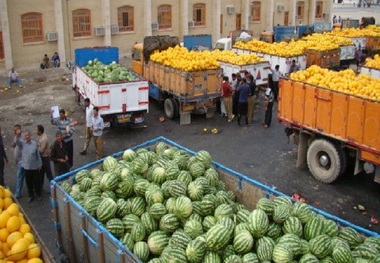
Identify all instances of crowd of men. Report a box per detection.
[0,99,104,203]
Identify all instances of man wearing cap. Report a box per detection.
[50,131,69,176]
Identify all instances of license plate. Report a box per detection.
[117,114,131,123]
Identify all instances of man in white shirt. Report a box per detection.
[91,107,104,160]
[8,67,22,88]
[269,65,282,102]
[80,98,94,155]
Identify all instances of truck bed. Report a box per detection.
[360,66,380,79]
[278,78,380,165]
[51,136,379,263]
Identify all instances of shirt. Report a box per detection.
[50,140,67,163]
[0,139,7,162]
[92,115,104,137]
[230,78,237,91]
[9,71,18,81]
[222,81,233,98]
[265,88,274,103]
[238,83,251,103]
[38,133,50,157]
[13,133,24,165]
[85,105,94,128]
[270,68,282,82]
[51,117,75,143]
[19,140,42,170]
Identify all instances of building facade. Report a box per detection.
[0,0,332,69]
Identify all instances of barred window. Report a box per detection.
[193,3,206,26]
[297,1,305,20]
[158,5,172,29]
[21,13,43,43]
[73,9,91,37]
[250,1,261,22]
[118,6,134,32]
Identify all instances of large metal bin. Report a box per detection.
[51,137,380,263]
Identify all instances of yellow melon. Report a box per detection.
[6,204,20,217]
[7,216,21,233]
[27,243,41,259]
[7,231,23,248]
[0,211,11,228]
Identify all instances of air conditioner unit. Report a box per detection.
[277,5,285,12]
[188,21,195,28]
[111,25,119,35]
[151,22,159,31]
[46,31,58,41]
[323,13,329,19]
[227,6,235,14]
[94,27,105,36]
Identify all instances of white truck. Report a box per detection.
[73,47,149,128]
[219,61,270,87]
[360,66,380,79]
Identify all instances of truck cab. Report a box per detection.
[214,38,232,51]
[131,43,144,76]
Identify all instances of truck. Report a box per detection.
[51,136,380,263]
[214,30,253,51]
[73,47,149,128]
[278,78,380,184]
[132,36,221,125]
[360,65,380,79]
[183,34,212,51]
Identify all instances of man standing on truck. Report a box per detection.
[91,107,104,160]
[80,98,94,156]
[269,65,282,102]
[51,109,75,169]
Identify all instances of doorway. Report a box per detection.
[236,14,241,30]
[284,11,289,26]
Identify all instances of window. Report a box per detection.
[21,13,43,43]
[193,3,205,26]
[73,9,91,37]
[297,1,305,20]
[250,1,261,22]
[118,6,134,32]
[315,1,323,19]
[158,5,172,29]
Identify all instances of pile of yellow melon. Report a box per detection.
[364,54,380,69]
[212,50,266,65]
[0,186,43,263]
[328,25,380,38]
[289,65,380,101]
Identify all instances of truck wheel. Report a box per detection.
[164,98,178,119]
[307,139,342,184]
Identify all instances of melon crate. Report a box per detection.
[51,137,380,263]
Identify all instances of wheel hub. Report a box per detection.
[319,154,330,168]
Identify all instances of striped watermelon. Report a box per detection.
[195,150,212,168]
[114,177,134,198]
[189,161,206,178]
[282,216,303,237]
[100,172,120,191]
[134,178,151,197]
[299,238,310,255]
[354,243,379,260]
[266,222,283,240]
[324,219,339,237]
[83,196,103,216]
[105,218,124,238]
[61,181,72,193]
[165,163,180,181]
[131,222,146,242]
[169,229,192,250]
[277,233,302,256]
[96,197,117,223]
[159,213,180,233]
[122,214,141,231]
[168,180,187,197]
[103,156,118,172]
[79,177,92,192]
[188,213,203,223]
[151,166,166,184]
[233,230,254,254]
[224,255,242,263]
[257,242,273,262]
[215,190,231,206]
[187,181,204,201]
[272,243,294,263]
[214,204,233,221]
[242,252,259,263]
[173,196,193,218]
[101,190,116,200]
[234,223,250,235]
[176,170,192,186]
[145,189,165,205]
[161,246,188,263]
[364,236,380,251]
[120,232,135,251]
[223,244,236,260]
[132,157,148,174]
[236,209,250,224]
[320,256,334,263]
[202,216,217,232]
[141,212,157,234]
[184,219,204,239]
[332,246,355,263]
[165,197,177,214]
[147,230,169,256]
[155,141,169,155]
[338,227,363,249]
[133,241,150,262]
[256,198,275,216]
[298,253,319,263]
[273,196,292,207]
[291,202,313,224]
[122,149,137,161]
[255,236,275,251]
[304,215,325,241]
[248,209,269,238]
[130,196,146,217]
[186,237,206,263]
[149,203,167,220]
[206,223,233,251]
[273,204,291,224]
[330,236,351,251]
[75,169,90,184]
[204,167,219,187]
[203,251,222,263]
[309,234,332,259]
[120,167,133,180]
[90,168,103,179]
[218,217,235,231]
[200,199,215,216]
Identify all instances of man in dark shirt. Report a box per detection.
[0,127,9,186]
[50,131,69,177]
[237,78,251,126]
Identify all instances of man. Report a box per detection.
[269,65,282,102]
[42,54,50,69]
[91,107,105,160]
[52,52,61,67]
[355,46,364,71]
[8,67,22,89]
[289,60,300,75]
[51,109,75,168]
[36,125,53,190]
[237,78,251,126]
[263,86,275,128]
[50,131,69,176]
[233,73,242,116]
[247,74,257,124]
[13,124,24,198]
[0,127,9,186]
[221,76,234,122]
[17,130,42,202]
[80,98,94,155]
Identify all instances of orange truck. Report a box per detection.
[278,78,380,184]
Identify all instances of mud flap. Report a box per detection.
[180,112,191,125]
[206,106,216,119]
[374,166,380,183]
[296,132,308,169]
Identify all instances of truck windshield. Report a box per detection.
[132,48,142,61]
[214,43,225,51]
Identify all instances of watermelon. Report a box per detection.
[291,202,313,224]
[79,177,92,192]
[133,241,150,262]
[215,190,231,206]
[147,231,169,256]
[299,253,319,263]
[248,209,269,238]
[277,233,302,256]
[186,237,206,263]
[214,204,234,221]
[236,209,250,224]
[184,219,204,239]
[100,172,120,191]
[96,197,117,223]
[141,212,157,234]
[120,167,134,180]
[103,156,118,172]
[309,234,332,259]
[204,167,219,187]
[304,215,325,241]
[195,150,212,168]
[83,196,103,216]
[120,232,135,251]
[187,181,204,201]
[61,181,71,192]
[255,236,275,251]
[233,230,254,254]
[332,246,355,263]
[273,196,292,207]
[188,213,203,223]
[161,246,188,263]
[105,218,124,238]
[189,161,206,178]
[173,196,193,218]
[242,252,259,263]
[272,243,294,263]
[256,242,273,262]
[354,243,379,260]
[364,236,380,251]
[130,196,146,217]
[338,227,363,249]
[203,251,222,263]
[159,213,180,233]
[266,222,283,240]
[151,166,166,184]
[132,157,148,174]
[324,219,339,237]
[122,149,137,161]
[177,170,192,186]
[206,223,233,251]
[167,180,187,197]
[234,223,250,235]
[224,255,242,263]
[273,204,291,224]
[75,169,90,184]
[114,177,134,198]
[101,190,116,200]
[256,197,275,216]
[299,238,310,255]
[149,203,167,220]
[165,197,177,214]
[223,244,236,260]
[330,236,351,251]
[282,216,303,237]
[202,216,217,231]
[122,214,141,231]
[145,189,165,205]
[200,199,215,216]
[165,163,180,180]
[134,178,151,197]
[169,229,192,250]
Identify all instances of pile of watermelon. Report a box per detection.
[61,143,380,263]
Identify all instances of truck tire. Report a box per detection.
[164,98,178,119]
[307,139,343,184]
